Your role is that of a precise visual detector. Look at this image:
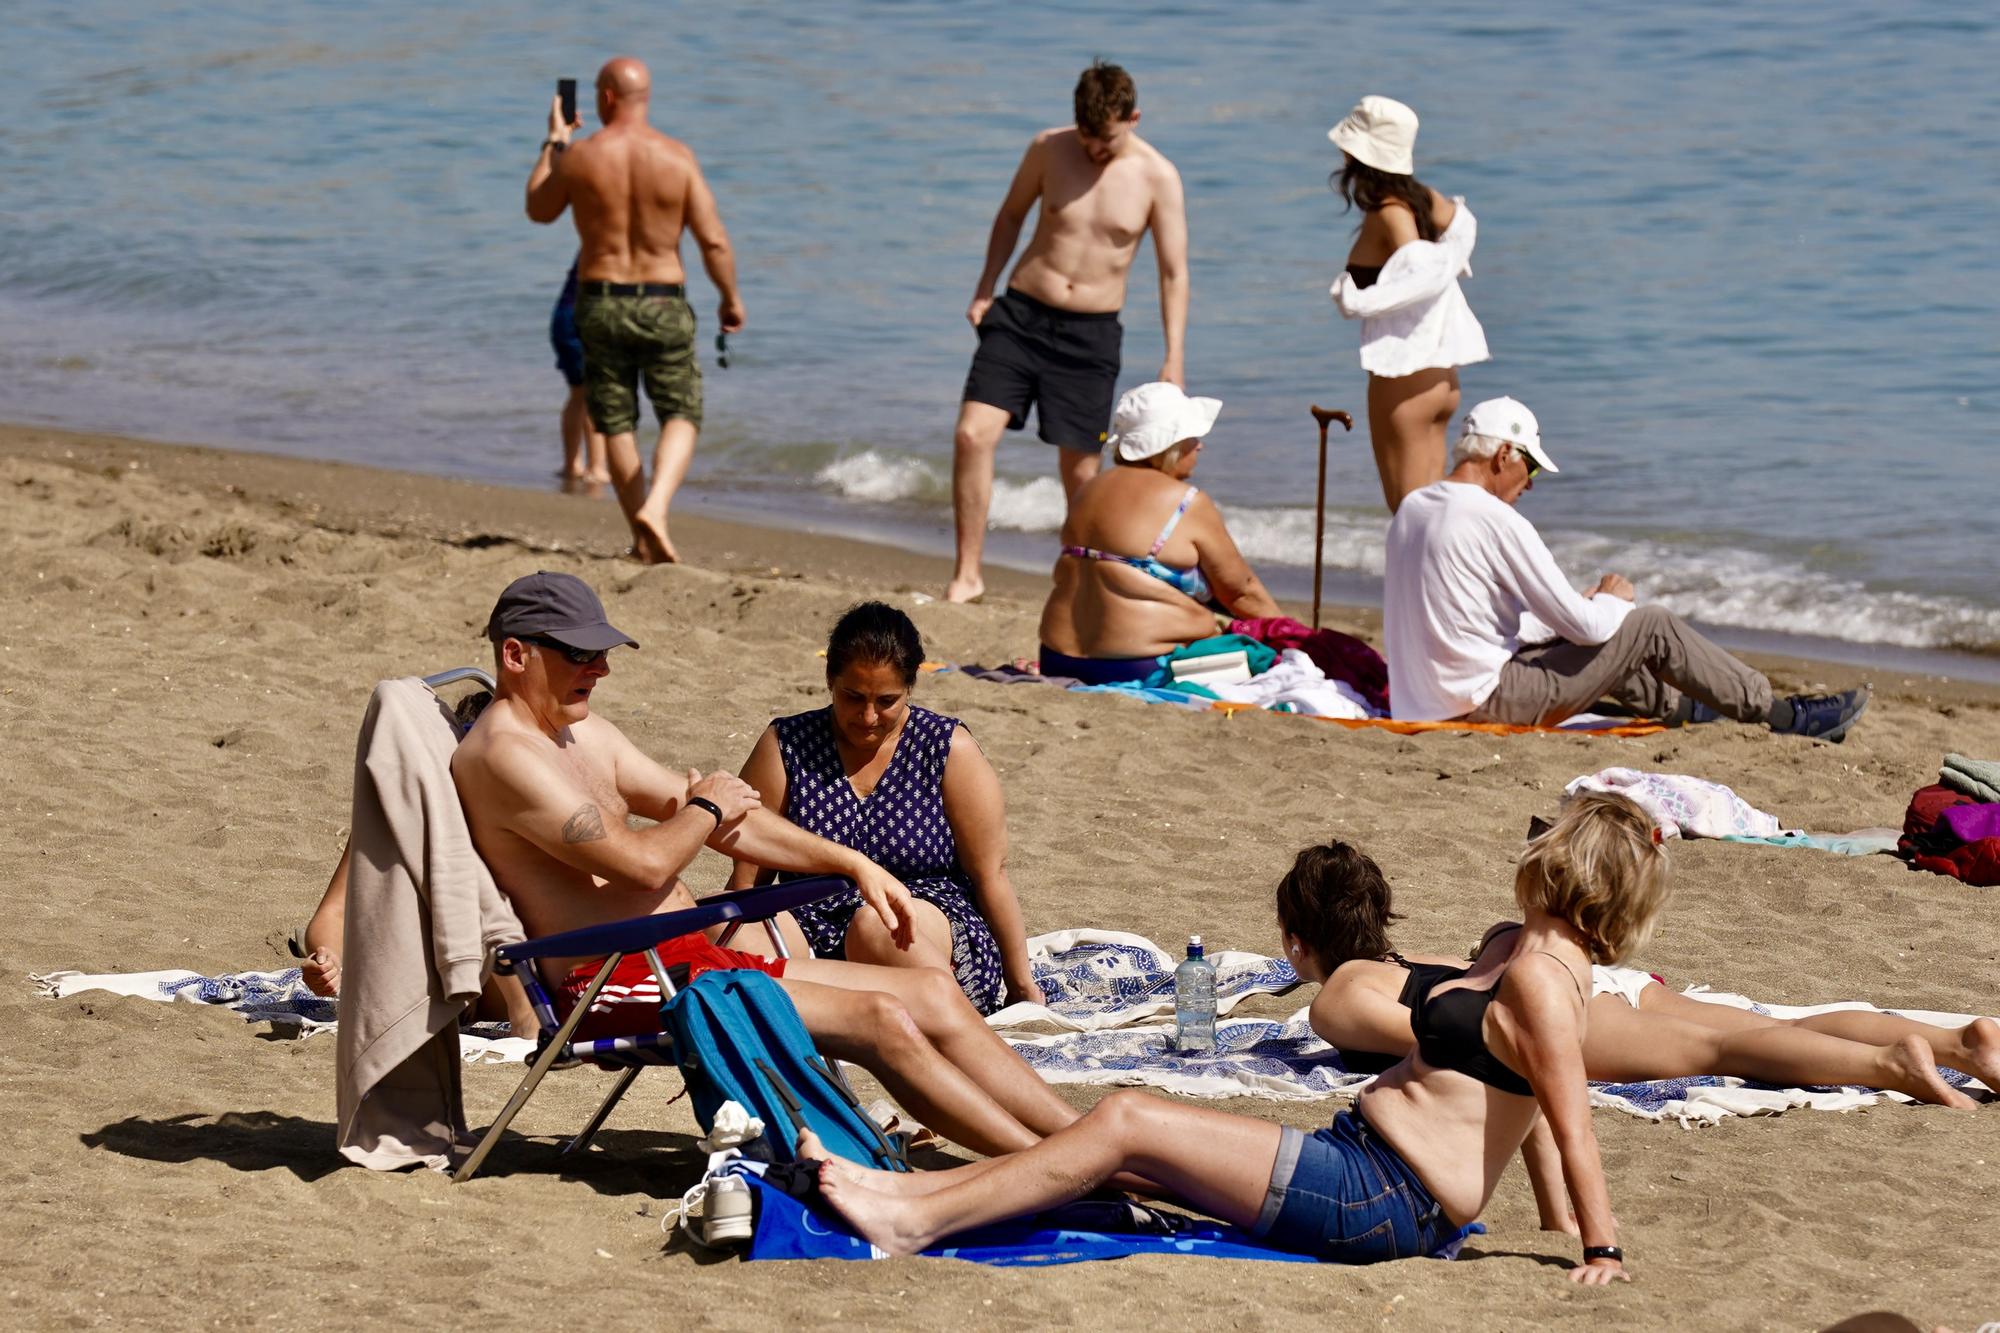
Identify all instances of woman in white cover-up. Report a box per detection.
[1327,95,1490,512]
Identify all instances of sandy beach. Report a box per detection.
[5,421,1997,1331]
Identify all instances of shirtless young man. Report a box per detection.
[449,571,1081,1158]
[526,57,746,565]
[946,61,1191,604]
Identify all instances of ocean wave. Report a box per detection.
[813,450,942,504]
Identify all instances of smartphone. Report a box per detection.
[557,78,578,127]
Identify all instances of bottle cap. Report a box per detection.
[1187,934,1204,958]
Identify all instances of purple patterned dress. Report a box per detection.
[773,705,1005,1014]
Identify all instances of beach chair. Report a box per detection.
[453,875,853,1183]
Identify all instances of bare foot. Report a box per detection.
[944,576,983,604]
[1885,1035,1978,1109]
[815,1158,937,1257]
[1949,1016,2000,1093]
[586,469,613,486]
[794,1130,942,1197]
[624,514,674,564]
[632,511,679,564]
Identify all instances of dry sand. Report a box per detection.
[3,423,1997,1331]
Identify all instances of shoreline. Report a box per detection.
[9,419,1998,699]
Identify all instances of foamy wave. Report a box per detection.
[986,476,1068,532]
[814,450,943,503]
[1220,503,1387,576]
[1538,532,2000,653]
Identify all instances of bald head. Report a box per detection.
[597,57,650,97]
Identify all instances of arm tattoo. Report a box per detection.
[561,803,607,844]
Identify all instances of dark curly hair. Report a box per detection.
[1332,157,1440,243]
[1274,840,1402,972]
[825,600,924,685]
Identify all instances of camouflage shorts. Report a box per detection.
[574,290,702,434]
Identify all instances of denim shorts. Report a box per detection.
[1253,1109,1457,1262]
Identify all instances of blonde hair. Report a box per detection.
[1514,791,1670,964]
[1131,439,1197,473]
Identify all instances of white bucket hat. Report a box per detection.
[1108,381,1223,462]
[1462,396,1559,474]
[1328,95,1418,175]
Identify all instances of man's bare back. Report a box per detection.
[1006,127,1178,315]
[562,126,699,285]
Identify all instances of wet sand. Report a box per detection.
[4,423,1996,1331]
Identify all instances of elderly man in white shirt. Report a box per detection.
[1382,397,1870,740]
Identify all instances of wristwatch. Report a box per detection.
[1582,1245,1624,1264]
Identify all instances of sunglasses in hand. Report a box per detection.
[715,332,730,369]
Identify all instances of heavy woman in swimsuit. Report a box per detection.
[1327,96,1490,512]
[1036,381,1280,683]
[1275,840,1996,1150]
[804,794,1674,1282]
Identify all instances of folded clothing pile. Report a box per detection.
[1899,754,2000,887]
[1226,617,1390,715]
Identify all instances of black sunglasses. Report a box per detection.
[521,634,608,666]
[1512,443,1542,480]
[715,331,729,369]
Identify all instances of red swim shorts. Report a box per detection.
[557,933,786,1042]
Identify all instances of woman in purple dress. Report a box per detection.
[728,602,1043,1014]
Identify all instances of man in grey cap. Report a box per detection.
[1382,401,1870,740]
[451,571,1080,1156]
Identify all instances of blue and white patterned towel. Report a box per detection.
[985,929,1302,1032]
[34,966,336,1029]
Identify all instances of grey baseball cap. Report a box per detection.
[484,571,640,651]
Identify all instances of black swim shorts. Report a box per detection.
[962,288,1122,452]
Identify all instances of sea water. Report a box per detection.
[2,1,1995,661]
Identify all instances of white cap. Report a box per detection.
[1108,382,1223,462]
[1461,396,1559,474]
[1328,95,1418,175]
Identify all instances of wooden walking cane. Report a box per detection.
[1307,406,1354,629]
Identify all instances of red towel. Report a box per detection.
[1899,783,2000,886]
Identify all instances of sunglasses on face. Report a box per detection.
[522,635,608,666]
[1512,444,1542,480]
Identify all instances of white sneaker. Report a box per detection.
[702,1173,754,1247]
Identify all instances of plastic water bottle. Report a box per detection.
[1174,934,1217,1054]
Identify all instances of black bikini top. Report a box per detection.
[1411,927,1585,1097]
[1414,972,1535,1095]
[1345,262,1382,289]
[1334,955,1465,1077]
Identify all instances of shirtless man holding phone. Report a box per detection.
[526,57,745,565]
[946,62,1192,604]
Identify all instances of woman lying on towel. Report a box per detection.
[1036,382,1281,685]
[727,601,1043,1014]
[804,794,1667,1281]
[1276,838,1998,1135]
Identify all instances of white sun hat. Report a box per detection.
[1108,381,1223,462]
[1461,396,1559,474]
[1328,95,1418,175]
